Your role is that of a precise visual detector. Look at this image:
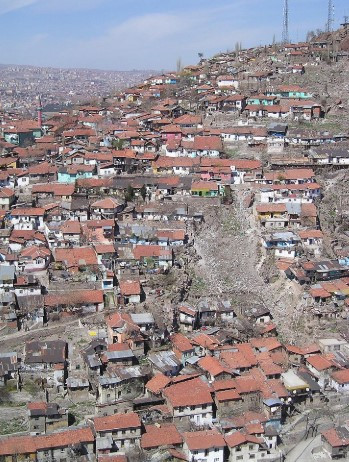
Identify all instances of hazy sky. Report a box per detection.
[0,0,347,70]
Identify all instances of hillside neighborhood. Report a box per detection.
[0,23,349,462]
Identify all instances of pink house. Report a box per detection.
[160,124,182,142]
[200,166,232,182]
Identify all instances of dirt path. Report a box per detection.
[0,312,103,353]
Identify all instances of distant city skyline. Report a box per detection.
[1,0,348,71]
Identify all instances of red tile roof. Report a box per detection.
[146,373,172,394]
[284,344,304,355]
[44,290,104,307]
[153,156,199,169]
[170,333,194,353]
[309,288,331,299]
[141,424,183,449]
[322,428,349,448]
[163,377,213,407]
[32,183,75,196]
[178,305,197,317]
[298,229,324,239]
[94,412,141,432]
[251,337,282,352]
[119,279,141,296]
[331,369,349,384]
[215,389,241,402]
[306,354,334,371]
[183,429,226,450]
[11,207,45,216]
[91,197,123,209]
[212,379,237,392]
[55,246,98,268]
[20,246,51,259]
[27,401,47,411]
[192,181,219,191]
[0,435,37,455]
[0,187,15,198]
[61,220,81,234]
[192,135,223,151]
[256,203,287,213]
[133,245,172,259]
[35,426,94,450]
[198,356,226,377]
[94,244,115,254]
[245,423,265,435]
[225,431,263,448]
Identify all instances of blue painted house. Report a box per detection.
[58,165,95,184]
[263,231,300,259]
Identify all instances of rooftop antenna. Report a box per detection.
[327,0,334,32]
[282,0,289,44]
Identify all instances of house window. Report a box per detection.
[249,455,256,459]
[236,457,243,461]
[249,445,254,450]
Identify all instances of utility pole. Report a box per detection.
[282,0,289,44]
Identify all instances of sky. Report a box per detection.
[0,0,347,71]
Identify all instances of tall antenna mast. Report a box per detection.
[327,0,334,32]
[282,0,289,44]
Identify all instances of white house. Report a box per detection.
[330,369,349,393]
[183,429,226,462]
[164,377,213,426]
[225,431,276,462]
[10,208,45,231]
[217,75,239,89]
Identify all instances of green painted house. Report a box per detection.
[246,94,277,106]
[191,181,224,197]
[266,85,312,99]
